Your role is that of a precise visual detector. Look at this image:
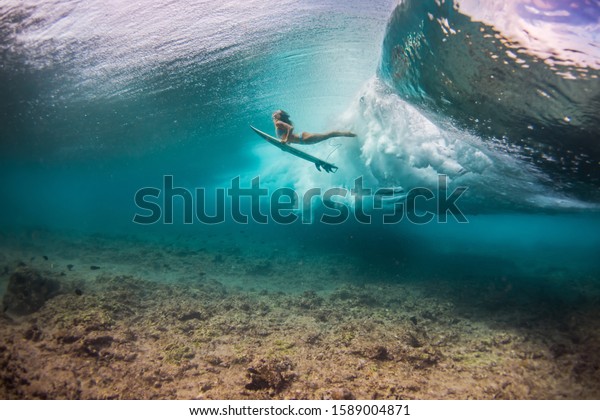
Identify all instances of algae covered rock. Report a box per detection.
[2,267,60,316]
[245,357,296,393]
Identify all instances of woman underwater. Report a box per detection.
[272,110,356,144]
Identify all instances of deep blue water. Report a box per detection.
[1,0,599,284]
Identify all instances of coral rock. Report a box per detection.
[2,268,60,316]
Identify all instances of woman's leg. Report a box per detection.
[301,131,356,144]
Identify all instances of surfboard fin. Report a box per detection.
[322,163,338,173]
[315,162,338,173]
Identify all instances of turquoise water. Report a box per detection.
[1,0,599,287]
[2,0,600,401]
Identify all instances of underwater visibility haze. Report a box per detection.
[1,0,600,399]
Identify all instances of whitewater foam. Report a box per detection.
[253,77,599,213]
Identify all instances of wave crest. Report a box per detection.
[378,0,600,199]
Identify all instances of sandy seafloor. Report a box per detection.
[1,227,599,400]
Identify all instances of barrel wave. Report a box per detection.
[378,0,600,201]
[1,0,600,401]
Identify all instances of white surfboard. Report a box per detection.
[250,126,339,173]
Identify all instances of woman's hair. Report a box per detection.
[272,110,292,125]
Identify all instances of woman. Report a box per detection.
[272,110,356,144]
